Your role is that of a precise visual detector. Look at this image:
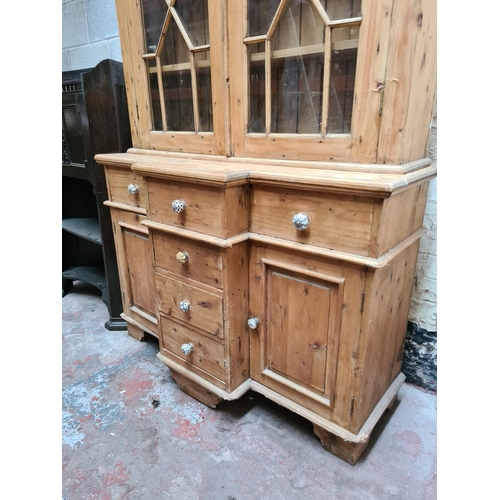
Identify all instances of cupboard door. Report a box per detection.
[229,0,385,162]
[122,228,156,317]
[111,209,158,334]
[115,0,228,154]
[249,245,345,418]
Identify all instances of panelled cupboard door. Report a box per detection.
[249,244,347,420]
[115,0,229,155]
[228,0,386,163]
[110,209,157,331]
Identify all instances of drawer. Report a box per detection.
[156,273,223,339]
[106,166,148,209]
[159,315,226,387]
[250,186,374,256]
[147,178,248,239]
[152,231,223,289]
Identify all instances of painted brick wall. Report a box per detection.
[402,101,437,391]
[62,0,122,71]
[409,101,437,332]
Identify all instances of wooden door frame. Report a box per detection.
[115,0,230,155]
[227,0,393,163]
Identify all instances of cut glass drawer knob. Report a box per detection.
[179,300,191,312]
[292,213,309,230]
[172,199,186,213]
[247,317,260,330]
[176,251,189,264]
[128,184,140,195]
[180,343,194,355]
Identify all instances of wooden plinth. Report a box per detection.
[169,368,224,408]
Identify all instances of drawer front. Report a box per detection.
[250,186,374,256]
[156,273,223,339]
[160,316,226,387]
[147,178,248,238]
[106,166,148,209]
[153,231,223,289]
[148,178,225,237]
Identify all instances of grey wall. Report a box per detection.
[62,0,122,71]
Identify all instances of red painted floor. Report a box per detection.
[62,281,437,499]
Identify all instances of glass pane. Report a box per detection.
[162,72,194,132]
[271,54,324,134]
[271,0,325,50]
[175,0,210,46]
[142,0,168,53]
[248,43,266,133]
[271,0,325,133]
[147,60,163,130]
[162,19,191,65]
[160,21,194,131]
[247,0,281,37]
[327,26,359,133]
[320,0,362,20]
[194,51,213,132]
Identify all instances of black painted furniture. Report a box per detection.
[62,59,132,330]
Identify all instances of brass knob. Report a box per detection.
[172,199,186,213]
[128,184,140,195]
[179,300,191,312]
[292,213,309,230]
[247,317,260,330]
[181,343,194,355]
[176,251,189,264]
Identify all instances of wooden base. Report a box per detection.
[312,425,369,465]
[158,352,404,465]
[313,391,399,464]
[169,368,223,408]
[386,394,398,413]
[120,313,158,341]
[127,323,147,341]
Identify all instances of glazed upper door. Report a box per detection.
[116,0,229,155]
[228,0,390,163]
[116,0,394,163]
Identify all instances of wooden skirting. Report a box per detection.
[156,350,405,444]
[120,313,158,338]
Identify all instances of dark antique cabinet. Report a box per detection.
[62,59,132,330]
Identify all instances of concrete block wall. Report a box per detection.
[61,1,438,391]
[62,0,122,71]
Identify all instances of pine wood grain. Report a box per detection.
[250,185,374,255]
[108,208,158,337]
[105,166,149,209]
[152,230,224,289]
[156,272,224,339]
[159,315,226,388]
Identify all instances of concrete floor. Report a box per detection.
[62,281,437,500]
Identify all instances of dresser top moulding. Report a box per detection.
[94,151,437,199]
